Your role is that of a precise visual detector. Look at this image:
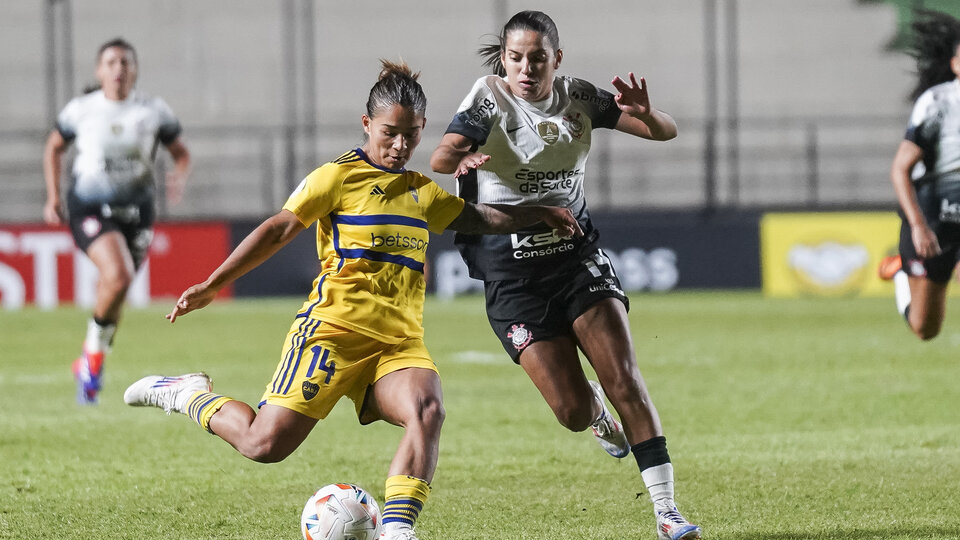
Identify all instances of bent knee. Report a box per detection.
[418,396,446,429]
[240,438,292,464]
[99,268,135,292]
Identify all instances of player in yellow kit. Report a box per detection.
[122,60,580,540]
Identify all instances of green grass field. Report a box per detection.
[2,292,960,539]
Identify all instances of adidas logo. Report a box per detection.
[370,185,386,196]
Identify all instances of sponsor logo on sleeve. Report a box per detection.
[570,89,612,112]
[466,97,496,128]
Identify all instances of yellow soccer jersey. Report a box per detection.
[283,148,465,343]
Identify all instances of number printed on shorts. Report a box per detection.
[307,345,336,384]
[583,249,615,278]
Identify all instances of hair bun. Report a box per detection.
[379,58,420,82]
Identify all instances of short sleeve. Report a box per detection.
[443,77,499,146]
[55,98,81,142]
[414,174,465,233]
[153,97,183,145]
[282,163,343,226]
[568,77,621,130]
[904,90,940,153]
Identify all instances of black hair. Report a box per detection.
[97,37,138,64]
[907,10,960,101]
[83,38,137,95]
[478,10,560,77]
[365,59,427,118]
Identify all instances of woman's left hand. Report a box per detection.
[612,72,652,119]
[455,152,491,179]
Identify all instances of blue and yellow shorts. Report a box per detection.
[259,317,437,421]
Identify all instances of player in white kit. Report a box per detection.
[42,38,191,404]
[879,11,960,342]
[430,11,700,540]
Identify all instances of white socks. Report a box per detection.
[84,318,117,353]
[641,462,675,510]
[894,270,911,318]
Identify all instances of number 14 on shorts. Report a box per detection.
[307,345,336,384]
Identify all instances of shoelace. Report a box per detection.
[592,411,614,437]
[384,530,418,540]
[146,386,176,411]
[658,507,687,524]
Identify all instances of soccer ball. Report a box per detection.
[301,483,381,540]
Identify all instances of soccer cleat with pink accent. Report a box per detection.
[588,380,630,458]
[123,373,212,414]
[656,505,702,540]
[878,255,901,281]
[72,350,105,405]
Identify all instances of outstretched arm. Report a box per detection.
[447,203,582,238]
[167,209,306,322]
[611,72,677,141]
[431,132,490,178]
[891,140,939,259]
[163,137,192,204]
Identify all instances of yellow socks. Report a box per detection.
[382,475,430,530]
[185,392,232,433]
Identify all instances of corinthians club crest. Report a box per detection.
[563,113,584,140]
[507,323,533,351]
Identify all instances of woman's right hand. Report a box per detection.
[166,283,218,323]
[911,222,941,259]
[43,198,64,226]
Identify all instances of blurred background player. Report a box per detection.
[122,60,580,540]
[879,11,960,341]
[429,10,699,540]
[42,38,191,404]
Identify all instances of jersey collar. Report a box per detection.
[355,147,406,174]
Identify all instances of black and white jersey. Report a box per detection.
[444,75,621,280]
[905,79,960,184]
[56,89,182,205]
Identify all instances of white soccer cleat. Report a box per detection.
[656,505,702,540]
[123,373,211,414]
[588,380,630,458]
[380,527,419,540]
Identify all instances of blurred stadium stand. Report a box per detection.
[2,0,954,222]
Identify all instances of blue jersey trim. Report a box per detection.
[273,318,321,394]
[354,147,406,174]
[333,213,428,229]
[338,248,425,273]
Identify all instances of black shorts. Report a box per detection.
[483,248,629,362]
[67,192,155,268]
[898,182,960,283]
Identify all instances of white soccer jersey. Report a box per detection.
[57,89,182,204]
[905,79,960,183]
[444,74,621,280]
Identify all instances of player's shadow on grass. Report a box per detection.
[736,524,958,540]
